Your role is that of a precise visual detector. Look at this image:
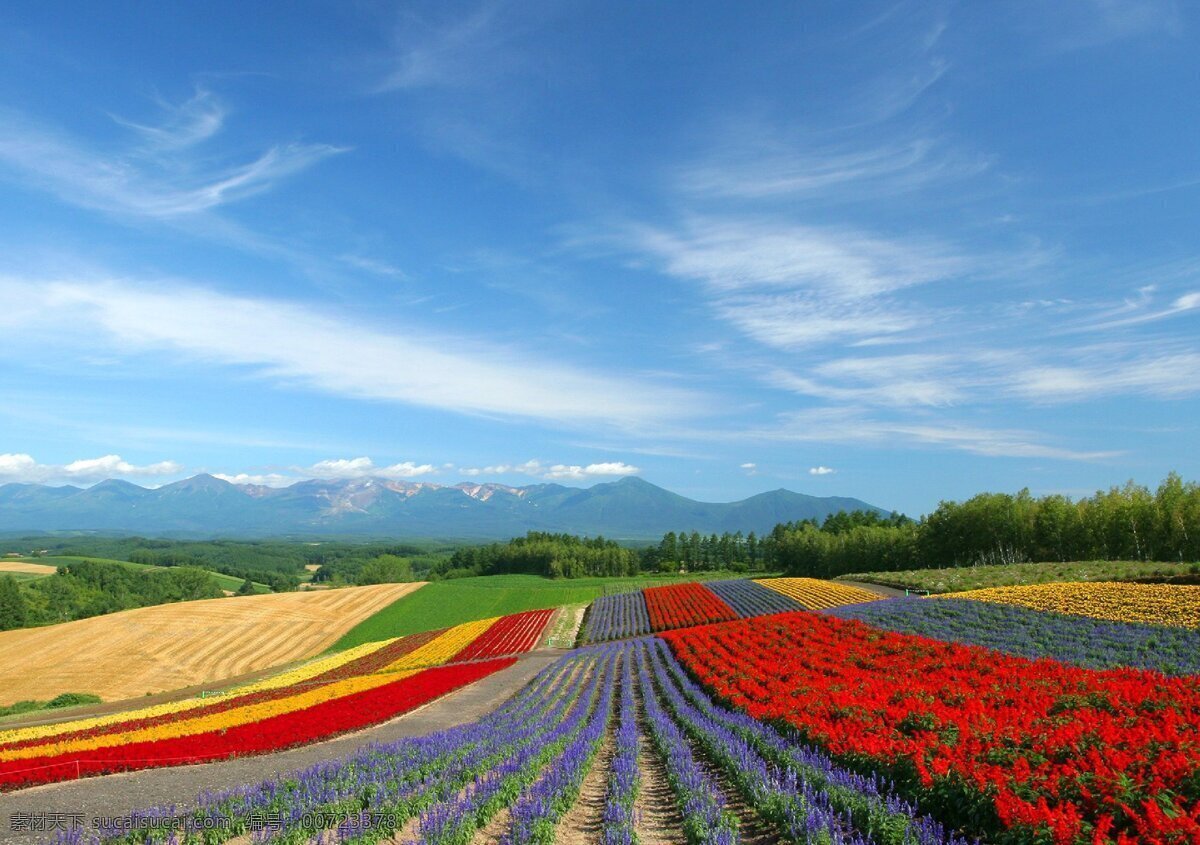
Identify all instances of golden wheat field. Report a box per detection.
[0,560,57,576]
[0,582,424,705]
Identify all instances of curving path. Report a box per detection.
[0,650,565,845]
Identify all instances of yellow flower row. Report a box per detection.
[381,617,499,674]
[756,578,883,610]
[229,637,399,696]
[0,637,397,747]
[942,582,1200,629]
[3,670,419,762]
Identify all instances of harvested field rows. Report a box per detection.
[0,583,424,706]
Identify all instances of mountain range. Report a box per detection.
[0,474,886,539]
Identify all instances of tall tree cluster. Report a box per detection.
[447,532,640,578]
[770,474,1200,577]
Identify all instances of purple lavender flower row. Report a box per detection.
[602,651,639,845]
[704,580,803,618]
[635,642,738,845]
[499,648,620,845]
[648,639,975,845]
[411,649,614,845]
[581,592,651,644]
[823,596,1200,676]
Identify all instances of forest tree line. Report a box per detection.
[434,474,1200,580]
[769,473,1200,578]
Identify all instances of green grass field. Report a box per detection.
[838,559,1200,594]
[330,570,764,650]
[10,556,270,593]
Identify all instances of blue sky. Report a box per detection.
[0,0,1197,516]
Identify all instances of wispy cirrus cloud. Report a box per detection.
[677,136,989,202]
[110,87,226,150]
[1010,349,1200,402]
[0,88,344,219]
[614,216,969,349]
[0,276,703,429]
[0,453,181,484]
[632,217,969,299]
[379,3,511,92]
[742,409,1119,461]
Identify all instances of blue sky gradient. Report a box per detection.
[0,1,1197,515]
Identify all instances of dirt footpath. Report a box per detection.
[0,651,564,845]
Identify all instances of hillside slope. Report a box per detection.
[0,583,423,705]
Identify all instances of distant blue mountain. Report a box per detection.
[0,474,887,539]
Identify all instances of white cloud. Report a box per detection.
[308,457,437,480]
[739,462,756,469]
[213,472,294,487]
[544,461,640,480]
[62,455,181,479]
[0,453,182,484]
[0,277,700,427]
[0,454,37,478]
[809,466,836,475]
[459,459,640,481]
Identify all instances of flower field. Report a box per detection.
[704,578,804,616]
[580,576,867,643]
[0,609,554,789]
[74,637,973,845]
[757,577,883,609]
[942,581,1200,628]
[12,582,1200,845]
[826,596,1200,675]
[662,611,1200,844]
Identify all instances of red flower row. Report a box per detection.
[0,658,514,791]
[661,612,1200,845]
[643,583,737,633]
[452,608,554,662]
